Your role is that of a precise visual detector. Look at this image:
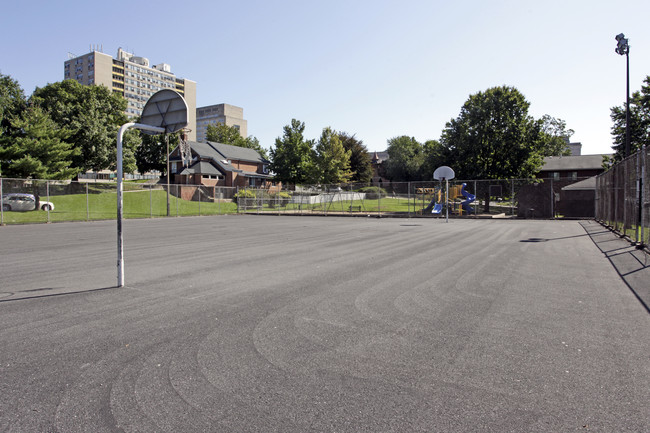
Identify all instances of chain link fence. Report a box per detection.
[235,178,596,219]
[0,178,238,225]
[595,146,649,247]
[2,172,612,226]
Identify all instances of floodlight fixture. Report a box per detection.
[614,33,631,159]
[615,33,629,55]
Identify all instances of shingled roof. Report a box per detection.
[540,154,608,171]
[171,140,272,179]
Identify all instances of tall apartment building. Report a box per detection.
[196,104,247,143]
[64,48,196,140]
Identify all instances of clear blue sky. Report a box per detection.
[2,0,649,155]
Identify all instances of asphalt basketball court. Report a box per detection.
[1,215,648,432]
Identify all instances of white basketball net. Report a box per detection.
[179,131,192,167]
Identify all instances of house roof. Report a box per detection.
[172,141,274,179]
[541,154,608,172]
[372,151,389,163]
[561,176,597,191]
[180,161,222,176]
[207,141,268,164]
[171,140,268,166]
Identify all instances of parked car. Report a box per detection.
[1,193,54,211]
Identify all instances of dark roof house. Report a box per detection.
[169,140,273,188]
[536,154,610,218]
[539,154,607,180]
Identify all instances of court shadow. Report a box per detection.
[580,221,650,314]
[0,286,118,303]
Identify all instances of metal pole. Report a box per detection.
[510,179,514,216]
[166,135,170,217]
[445,178,449,223]
[408,182,411,218]
[625,50,630,158]
[117,124,129,288]
[0,177,3,225]
[117,122,164,288]
[46,181,50,223]
[86,182,89,221]
[638,145,645,248]
[639,144,647,248]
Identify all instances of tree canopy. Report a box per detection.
[269,119,315,185]
[206,122,268,159]
[0,106,79,179]
[0,73,26,133]
[338,132,372,183]
[610,75,650,162]
[30,80,129,172]
[383,136,426,181]
[438,86,559,180]
[313,127,352,184]
[134,132,178,176]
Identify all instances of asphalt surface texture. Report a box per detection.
[1,215,648,432]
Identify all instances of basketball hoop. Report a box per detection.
[179,128,192,167]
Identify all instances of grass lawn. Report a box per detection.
[1,190,238,224]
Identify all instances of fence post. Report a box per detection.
[510,179,514,216]
[639,145,646,248]
[85,182,89,221]
[550,178,554,219]
[622,158,628,237]
[46,180,50,223]
[408,182,411,218]
[1,178,3,225]
[150,186,153,218]
[377,183,382,218]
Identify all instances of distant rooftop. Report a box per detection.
[541,154,609,171]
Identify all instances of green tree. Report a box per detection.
[0,73,26,134]
[440,86,542,180]
[338,132,372,183]
[420,139,448,180]
[135,133,178,176]
[206,122,268,159]
[383,136,425,182]
[30,80,128,172]
[313,127,352,184]
[535,114,573,157]
[0,106,79,180]
[610,75,650,162]
[269,119,315,185]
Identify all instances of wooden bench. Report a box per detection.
[349,205,362,212]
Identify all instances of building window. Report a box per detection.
[570,171,578,181]
[552,172,560,181]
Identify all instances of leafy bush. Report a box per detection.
[233,189,256,199]
[359,186,387,199]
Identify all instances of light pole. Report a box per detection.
[615,33,630,158]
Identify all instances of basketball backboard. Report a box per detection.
[433,166,455,181]
[140,89,188,135]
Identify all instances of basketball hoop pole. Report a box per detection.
[117,122,164,287]
[166,134,170,217]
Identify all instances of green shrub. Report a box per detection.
[233,189,257,199]
[359,186,387,199]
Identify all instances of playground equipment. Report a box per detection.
[460,183,476,213]
[418,182,476,216]
[421,188,444,214]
